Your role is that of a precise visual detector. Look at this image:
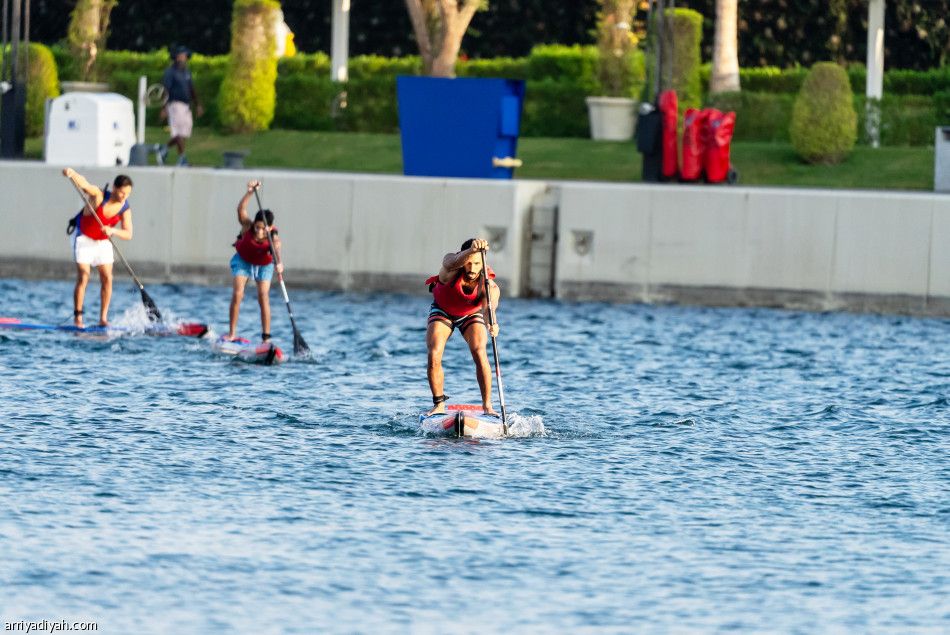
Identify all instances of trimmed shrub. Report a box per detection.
[935,90,950,123]
[457,56,529,79]
[4,42,61,136]
[665,8,703,111]
[855,94,938,146]
[884,67,950,95]
[24,43,60,137]
[218,0,281,133]
[273,74,337,130]
[706,91,795,142]
[522,78,593,137]
[790,62,857,164]
[528,44,599,84]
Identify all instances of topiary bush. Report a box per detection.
[665,8,703,111]
[707,91,796,142]
[25,43,60,137]
[790,62,857,164]
[218,0,281,133]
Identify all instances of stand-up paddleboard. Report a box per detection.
[211,335,285,365]
[419,404,506,439]
[0,317,208,337]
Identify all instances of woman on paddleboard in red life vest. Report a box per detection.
[424,237,501,417]
[62,168,134,328]
[225,180,283,343]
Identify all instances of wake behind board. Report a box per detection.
[419,404,506,439]
[0,317,208,337]
[211,335,286,365]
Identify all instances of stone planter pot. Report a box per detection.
[586,96,638,141]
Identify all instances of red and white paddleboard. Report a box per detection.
[0,317,208,337]
[419,404,506,438]
[211,335,285,365]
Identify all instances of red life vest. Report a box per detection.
[425,266,495,317]
[233,227,275,266]
[79,191,128,241]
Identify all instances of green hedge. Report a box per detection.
[45,44,950,142]
[699,63,950,96]
[935,90,950,122]
[855,94,938,146]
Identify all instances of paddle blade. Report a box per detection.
[176,322,209,338]
[293,328,310,356]
[140,288,162,322]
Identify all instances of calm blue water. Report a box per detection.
[1,277,947,633]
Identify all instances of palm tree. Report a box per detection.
[709,0,740,94]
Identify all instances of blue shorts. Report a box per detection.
[230,253,274,282]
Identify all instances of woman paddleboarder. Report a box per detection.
[226,180,283,343]
[63,168,134,328]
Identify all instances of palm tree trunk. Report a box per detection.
[709,0,740,94]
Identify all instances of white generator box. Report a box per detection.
[44,92,136,167]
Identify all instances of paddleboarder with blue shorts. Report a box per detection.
[226,180,283,343]
[424,238,501,416]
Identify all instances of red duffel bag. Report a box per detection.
[704,109,736,184]
[659,89,679,179]
[681,108,707,181]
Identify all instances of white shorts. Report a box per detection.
[167,101,193,138]
[72,233,114,267]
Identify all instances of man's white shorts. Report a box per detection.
[167,100,193,138]
[72,233,114,267]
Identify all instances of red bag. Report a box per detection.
[659,89,679,179]
[681,108,707,181]
[703,109,736,184]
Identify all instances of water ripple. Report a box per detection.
[0,279,947,632]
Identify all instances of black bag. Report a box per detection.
[66,184,109,235]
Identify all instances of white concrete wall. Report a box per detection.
[556,182,950,313]
[0,162,545,297]
[0,162,947,314]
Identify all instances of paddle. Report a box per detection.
[480,249,508,434]
[252,185,311,356]
[67,176,162,322]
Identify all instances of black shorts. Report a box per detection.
[427,303,485,335]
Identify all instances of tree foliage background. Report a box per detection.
[27,0,949,70]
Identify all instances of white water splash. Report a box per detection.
[505,413,546,437]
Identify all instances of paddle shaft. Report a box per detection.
[67,177,161,321]
[252,187,310,354]
[480,249,508,433]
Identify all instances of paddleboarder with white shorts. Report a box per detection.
[425,238,501,416]
[226,180,283,343]
[63,168,134,328]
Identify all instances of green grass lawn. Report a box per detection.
[26,128,936,190]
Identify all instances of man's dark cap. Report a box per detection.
[171,45,192,60]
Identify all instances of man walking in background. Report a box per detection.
[160,45,203,166]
